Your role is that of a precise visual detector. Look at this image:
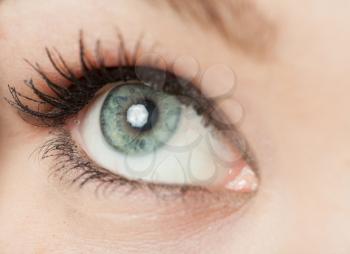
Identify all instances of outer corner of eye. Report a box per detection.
[67,79,259,196]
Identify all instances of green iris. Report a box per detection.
[100,82,182,155]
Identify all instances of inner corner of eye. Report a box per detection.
[67,79,258,194]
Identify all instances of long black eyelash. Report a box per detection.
[6,31,144,126]
[6,31,213,128]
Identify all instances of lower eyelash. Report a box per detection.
[39,129,130,191]
[38,128,254,205]
[39,128,205,199]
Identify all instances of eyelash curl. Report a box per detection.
[7,32,214,127]
[6,32,253,199]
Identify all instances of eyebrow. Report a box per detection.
[148,0,277,58]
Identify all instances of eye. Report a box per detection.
[71,65,258,190]
[8,34,259,195]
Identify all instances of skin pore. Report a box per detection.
[0,0,350,253]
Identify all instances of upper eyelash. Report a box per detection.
[6,31,214,128]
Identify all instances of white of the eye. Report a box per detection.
[126,104,149,128]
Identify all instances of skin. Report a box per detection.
[0,0,349,253]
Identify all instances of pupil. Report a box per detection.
[126,99,159,132]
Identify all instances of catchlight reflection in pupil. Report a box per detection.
[126,99,159,132]
[100,83,182,155]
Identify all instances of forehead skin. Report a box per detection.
[0,0,349,253]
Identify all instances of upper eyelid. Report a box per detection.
[5,32,216,126]
[6,31,253,160]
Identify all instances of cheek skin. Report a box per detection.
[46,175,254,247]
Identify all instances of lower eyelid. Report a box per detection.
[49,166,252,236]
[42,128,250,204]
